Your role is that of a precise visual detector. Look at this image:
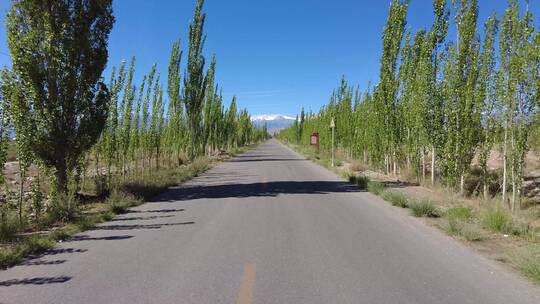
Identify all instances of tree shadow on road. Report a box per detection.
[92,221,195,231]
[0,276,71,287]
[64,235,134,242]
[227,158,307,163]
[159,180,362,202]
[125,208,185,214]
[110,215,175,222]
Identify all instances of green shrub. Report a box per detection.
[513,246,540,284]
[367,181,386,195]
[444,218,482,241]
[25,236,54,253]
[409,199,440,217]
[0,246,23,268]
[0,212,21,242]
[381,190,408,208]
[463,167,502,197]
[446,207,473,221]
[93,175,110,197]
[347,174,370,190]
[46,193,80,224]
[107,191,140,214]
[511,221,539,241]
[355,175,370,190]
[481,208,513,233]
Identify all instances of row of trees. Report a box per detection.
[95,54,268,183]
[0,0,268,224]
[279,0,539,210]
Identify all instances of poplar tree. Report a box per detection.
[0,71,35,224]
[149,74,162,168]
[425,0,449,185]
[0,96,8,188]
[142,65,156,169]
[166,40,184,164]
[129,75,146,173]
[119,58,136,177]
[184,0,208,160]
[105,63,126,177]
[202,56,217,155]
[442,0,480,192]
[376,0,409,175]
[3,0,114,194]
[225,96,238,148]
[499,0,538,209]
[477,15,498,199]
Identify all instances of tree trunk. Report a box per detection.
[122,154,126,181]
[363,149,367,164]
[483,167,489,200]
[511,165,516,212]
[392,150,397,176]
[460,174,465,195]
[431,146,435,186]
[156,147,160,169]
[18,169,25,226]
[422,149,426,182]
[502,123,508,206]
[55,161,69,195]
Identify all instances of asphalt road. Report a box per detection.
[0,139,539,304]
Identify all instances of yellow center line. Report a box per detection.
[237,263,256,304]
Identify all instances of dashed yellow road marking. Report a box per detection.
[237,263,256,304]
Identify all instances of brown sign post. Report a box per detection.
[310,132,319,151]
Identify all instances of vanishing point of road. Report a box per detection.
[0,139,539,304]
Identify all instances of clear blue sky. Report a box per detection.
[0,0,537,117]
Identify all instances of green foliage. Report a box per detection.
[184,0,208,160]
[481,208,512,233]
[0,211,20,242]
[444,218,482,241]
[446,207,473,221]
[107,191,140,215]
[409,199,441,217]
[498,0,539,210]
[2,0,114,194]
[25,236,54,253]
[381,189,409,208]
[513,246,540,284]
[46,194,80,224]
[367,181,386,195]
[348,174,370,190]
[277,0,538,205]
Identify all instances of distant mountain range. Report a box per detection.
[251,114,296,135]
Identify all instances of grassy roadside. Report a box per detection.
[0,146,252,269]
[281,140,540,285]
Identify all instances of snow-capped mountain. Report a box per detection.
[251,114,296,135]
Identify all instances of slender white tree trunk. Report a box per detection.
[460,174,465,195]
[363,149,367,164]
[422,149,426,181]
[393,151,397,176]
[502,122,508,206]
[431,145,435,186]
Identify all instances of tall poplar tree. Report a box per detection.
[184,0,208,160]
[2,0,114,194]
[376,0,409,175]
[442,0,480,192]
[477,15,498,199]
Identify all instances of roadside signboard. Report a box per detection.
[310,133,319,146]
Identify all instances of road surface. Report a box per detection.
[0,139,539,304]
